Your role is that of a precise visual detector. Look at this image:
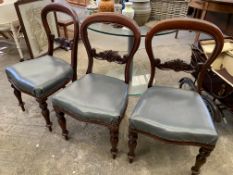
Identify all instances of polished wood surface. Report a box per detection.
[127,18,224,175]
[80,13,141,84]
[189,0,233,14]
[189,0,233,40]
[41,3,79,81]
[54,13,141,159]
[203,0,233,4]
[145,18,224,92]
[66,0,88,6]
[7,3,79,132]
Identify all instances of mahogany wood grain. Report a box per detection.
[145,18,224,93]
[8,3,79,132]
[80,13,141,84]
[128,18,224,174]
[189,0,233,13]
[41,3,79,81]
[54,13,141,158]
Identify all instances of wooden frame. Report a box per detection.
[8,3,79,132]
[54,13,141,158]
[66,0,88,7]
[128,18,224,175]
[15,0,59,58]
[80,13,141,84]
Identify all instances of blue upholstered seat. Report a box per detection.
[130,86,218,145]
[5,55,73,98]
[52,73,128,125]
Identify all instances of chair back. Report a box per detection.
[41,3,79,80]
[145,18,224,92]
[80,13,141,84]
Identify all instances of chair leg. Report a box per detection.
[175,30,179,39]
[109,126,119,159]
[128,129,138,163]
[56,111,69,140]
[36,98,52,132]
[191,146,214,175]
[11,85,25,111]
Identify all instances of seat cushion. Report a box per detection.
[5,55,73,98]
[52,73,128,125]
[130,86,218,145]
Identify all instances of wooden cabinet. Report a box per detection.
[66,0,88,6]
[189,0,233,38]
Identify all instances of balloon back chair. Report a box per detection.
[5,3,79,131]
[128,18,224,175]
[52,13,141,158]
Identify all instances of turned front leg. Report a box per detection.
[109,126,119,159]
[191,146,214,175]
[56,111,69,140]
[36,98,52,131]
[128,129,138,163]
[11,85,25,111]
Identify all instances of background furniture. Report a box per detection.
[15,0,59,58]
[0,0,24,61]
[149,0,189,38]
[66,0,88,6]
[150,0,189,21]
[5,3,79,132]
[191,38,233,117]
[189,0,233,40]
[128,18,224,175]
[52,13,141,158]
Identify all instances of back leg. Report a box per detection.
[191,146,214,175]
[11,84,25,111]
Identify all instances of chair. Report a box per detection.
[128,18,224,175]
[5,3,79,131]
[52,13,141,158]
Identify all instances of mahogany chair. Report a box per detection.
[128,18,224,175]
[5,3,79,131]
[52,13,141,158]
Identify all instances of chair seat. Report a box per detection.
[52,73,128,125]
[5,55,73,98]
[130,86,218,145]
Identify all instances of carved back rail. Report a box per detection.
[80,13,141,84]
[145,18,224,92]
[41,3,79,81]
[153,58,193,72]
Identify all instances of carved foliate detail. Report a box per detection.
[154,58,193,72]
[191,147,214,175]
[91,49,128,64]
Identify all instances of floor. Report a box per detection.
[0,29,233,175]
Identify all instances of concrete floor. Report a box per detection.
[0,31,233,175]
